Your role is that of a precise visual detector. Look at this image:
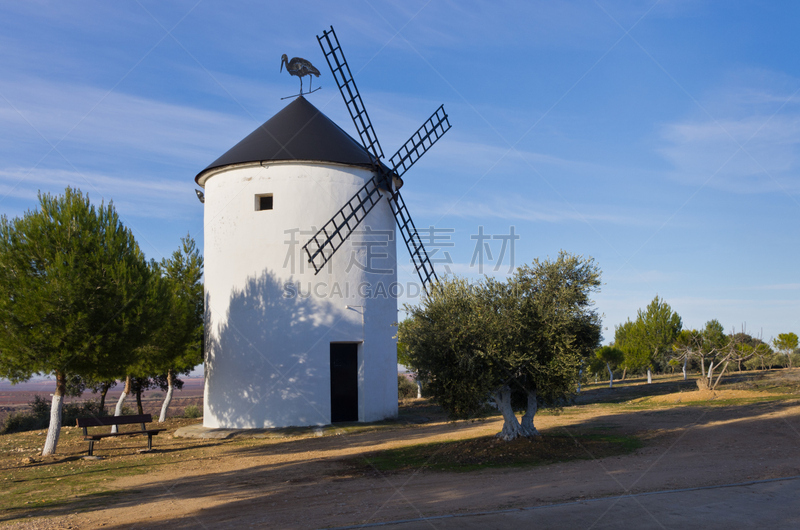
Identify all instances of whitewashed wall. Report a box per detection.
[199,161,399,428]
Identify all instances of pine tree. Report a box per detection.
[0,188,157,455]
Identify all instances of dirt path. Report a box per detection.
[11,396,800,529]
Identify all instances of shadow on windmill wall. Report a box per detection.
[204,268,358,428]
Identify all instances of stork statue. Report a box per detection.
[280,54,321,95]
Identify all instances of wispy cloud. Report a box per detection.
[659,77,800,195]
[404,190,645,225]
[0,76,255,166]
[0,167,196,220]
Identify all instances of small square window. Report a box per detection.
[256,194,273,211]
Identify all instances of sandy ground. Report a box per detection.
[6,390,800,529]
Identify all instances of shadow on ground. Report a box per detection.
[6,395,800,528]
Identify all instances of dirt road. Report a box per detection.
[12,393,799,529]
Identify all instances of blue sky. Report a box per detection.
[1,1,798,343]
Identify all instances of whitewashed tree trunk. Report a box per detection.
[682,356,688,380]
[519,390,540,437]
[158,369,175,423]
[42,371,66,456]
[112,375,131,434]
[576,361,584,393]
[492,386,522,441]
[416,379,422,399]
[707,362,715,384]
[607,362,614,388]
[712,361,729,390]
[647,368,652,384]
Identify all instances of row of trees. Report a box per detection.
[592,295,798,388]
[398,251,602,441]
[0,188,203,455]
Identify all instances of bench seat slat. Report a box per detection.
[76,414,153,428]
[83,428,165,440]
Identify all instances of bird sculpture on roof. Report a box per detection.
[280,54,321,94]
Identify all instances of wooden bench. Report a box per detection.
[76,414,166,456]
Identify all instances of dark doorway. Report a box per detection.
[330,343,359,423]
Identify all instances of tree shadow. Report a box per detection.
[576,378,699,404]
[204,268,359,428]
[5,398,800,527]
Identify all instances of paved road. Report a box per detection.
[331,476,800,530]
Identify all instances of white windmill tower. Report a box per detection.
[196,26,450,429]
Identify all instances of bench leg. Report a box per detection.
[88,440,94,457]
[147,435,152,451]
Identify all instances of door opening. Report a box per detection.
[330,343,359,422]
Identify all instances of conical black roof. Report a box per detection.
[196,96,378,184]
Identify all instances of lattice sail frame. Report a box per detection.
[301,26,451,294]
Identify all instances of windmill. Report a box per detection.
[302,26,451,294]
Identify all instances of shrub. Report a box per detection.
[183,405,201,418]
[63,400,104,425]
[398,375,418,400]
[790,352,800,368]
[1,395,106,434]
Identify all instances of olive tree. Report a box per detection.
[0,188,158,455]
[672,324,761,391]
[399,251,602,441]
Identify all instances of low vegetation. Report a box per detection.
[397,375,418,400]
[2,369,798,521]
[350,432,642,473]
[1,397,125,435]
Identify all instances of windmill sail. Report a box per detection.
[303,176,384,274]
[388,190,439,293]
[389,105,451,178]
[302,26,449,293]
[318,26,383,161]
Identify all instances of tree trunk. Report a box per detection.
[712,361,729,390]
[708,362,715,384]
[682,357,688,381]
[492,386,522,441]
[607,362,614,388]
[576,362,583,394]
[647,368,652,384]
[99,383,110,415]
[519,390,540,437]
[620,368,627,381]
[112,375,131,434]
[135,387,144,416]
[158,369,175,422]
[42,371,66,456]
[416,379,422,399]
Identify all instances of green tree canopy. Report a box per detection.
[399,251,602,441]
[773,332,799,369]
[591,345,624,388]
[153,235,204,421]
[615,295,682,382]
[0,188,159,454]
